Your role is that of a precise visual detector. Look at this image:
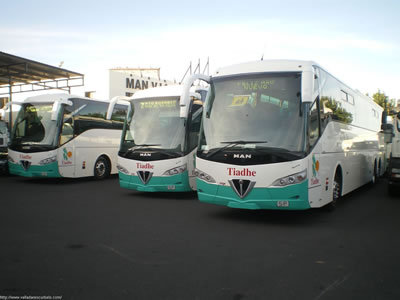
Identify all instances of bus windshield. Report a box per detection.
[11,103,59,150]
[199,72,305,161]
[121,97,185,154]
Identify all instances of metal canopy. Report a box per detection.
[0,51,84,95]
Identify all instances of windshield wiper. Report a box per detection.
[154,149,183,158]
[132,143,162,148]
[124,144,183,158]
[15,144,55,151]
[205,140,267,158]
[124,144,161,156]
[253,146,306,159]
[127,144,161,152]
[221,140,268,144]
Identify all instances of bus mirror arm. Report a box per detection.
[298,92,302,117]
[106,96,131,120]
[51,99,73,121]
[180,74,210,118]
[301,70,313,103]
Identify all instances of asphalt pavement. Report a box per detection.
[0,175,399,300]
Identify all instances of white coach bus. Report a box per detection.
[195,60,384,210]
[8,94,128,179]
[118,76,209,192]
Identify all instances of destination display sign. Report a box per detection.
[139,100,177,109]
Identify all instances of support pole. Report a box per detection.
[8,79,12,133]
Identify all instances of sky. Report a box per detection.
[1,0,400,101]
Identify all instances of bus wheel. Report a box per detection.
[94,156,110,180]
[326,171,341,211]
[371,161,379,185]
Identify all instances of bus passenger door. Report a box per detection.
[307,68,330,207]
[58,112,76,177]
[308,98,324,207]
[187,102,203,190]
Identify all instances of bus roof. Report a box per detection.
[130,84,205,100]
[213,59,319,78]
[213,59,379,109]
[20,93,110,104]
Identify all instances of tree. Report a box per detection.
[321,96,353,124]
[373,90,395,112]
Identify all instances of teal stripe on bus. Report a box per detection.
[196,179,310,210]
[119,170,192,192]
[8,162,61,178]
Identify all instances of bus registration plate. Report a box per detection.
[277,201,289,207]
[167,185,176,190]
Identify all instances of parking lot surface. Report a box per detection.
[0,175,400,299]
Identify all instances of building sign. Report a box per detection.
[109,68,175,98]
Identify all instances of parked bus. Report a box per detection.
[195,60,384,210]
[118,75,209,192]
[0,100,22,129]
[8,94,128,179]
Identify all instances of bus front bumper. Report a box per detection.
[8,162,61,178]
[119,171,192,192]
[196,179,310,210]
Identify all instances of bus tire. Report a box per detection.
[326,170,342,211]
[371,160,379,185]
[94,156,111,180]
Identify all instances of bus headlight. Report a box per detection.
[163,164,187,176]
[194,168,216,183]
[271,169,307,187]
[39,156,57,165]
[117,164,129,175]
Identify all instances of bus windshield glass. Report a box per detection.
[11,103,59,150]
[121,97,185,153]
[199,72,305,157]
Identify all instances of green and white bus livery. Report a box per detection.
[118,75,209,192]
[8,94,127,179]
[195,60,384,210]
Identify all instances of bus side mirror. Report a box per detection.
[381,123,393,131]
[382,110,387,124]
[180,74,211,118]
[301,70,313,103]
[384,133,393,144]
[381,123,394,143]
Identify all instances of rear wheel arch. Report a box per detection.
[93,154,111,180]
[326,165,343,211]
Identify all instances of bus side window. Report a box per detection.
[111,104,128,124]
[308,100,320,148]
[60,120,74,145]
[72,99,108,135]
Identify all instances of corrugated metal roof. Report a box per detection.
[0,51,83,86]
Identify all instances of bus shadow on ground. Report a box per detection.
[128,191,198,201]
[206,180,386,226]
[10,174,119,185]
[207,207,327,227]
